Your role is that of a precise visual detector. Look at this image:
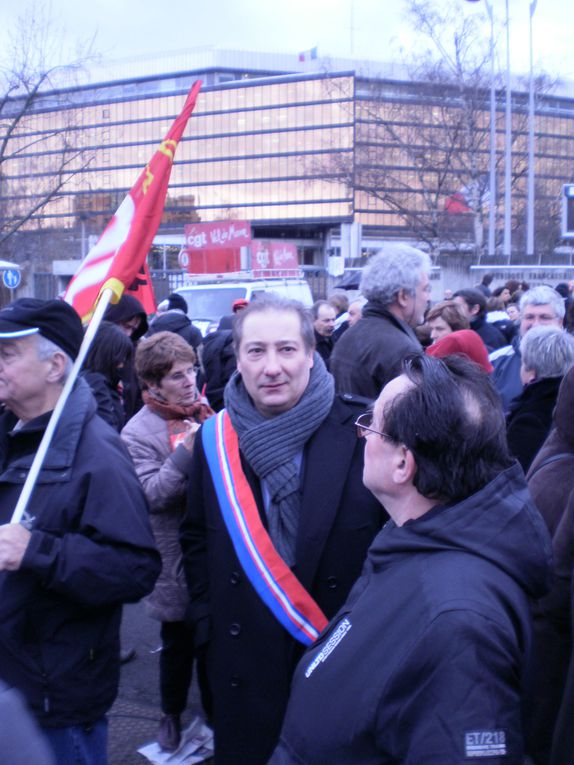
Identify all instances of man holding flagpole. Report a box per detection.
[0,297,160,765]
[180,294,384,765]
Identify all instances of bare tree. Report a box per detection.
[316,0,552,258]
[0,4,97,250]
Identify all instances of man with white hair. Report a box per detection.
[330,244,431,399]
[490,285,565,414]
[347,297,365,327]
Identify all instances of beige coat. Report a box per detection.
[121,406,193,622]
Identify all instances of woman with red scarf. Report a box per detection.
[121,331,213,752]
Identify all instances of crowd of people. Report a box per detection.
[0,243,573,764]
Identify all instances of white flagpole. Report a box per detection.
[10,288,115,524]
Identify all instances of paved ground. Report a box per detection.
[108,602,211,765]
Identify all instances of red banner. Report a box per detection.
[184,221,252,251]
[181,248,241,274]
[251,241,299,277]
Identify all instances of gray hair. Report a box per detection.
[520,285,565,320]
[360,244,432,305]
[36,335,73,382]
[520,325,574,379]
[232,292,315,352]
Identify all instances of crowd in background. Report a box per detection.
[1,248,574,764]
[91,264,574,763]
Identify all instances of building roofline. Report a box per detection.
[6,46,574,108]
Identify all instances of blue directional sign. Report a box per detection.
[3,269,21,289]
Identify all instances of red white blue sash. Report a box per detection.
[202,410,328,645]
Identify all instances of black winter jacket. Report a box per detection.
[313,330,334,366]
[81,370,125,431]
[471,314,507,351]
[104,294,148,419]
[527,365,574,534]
[270,462,552,765]
[0,379,160,727]
[525,367,574,763]
[199,330,237,412]
[330,301,421,399]
[147,311,203,353]
[506,375,563,473]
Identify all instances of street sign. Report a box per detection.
[2,269,20,289]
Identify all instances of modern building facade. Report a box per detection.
[1,48,574,297]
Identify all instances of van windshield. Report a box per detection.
[179,287,248,319]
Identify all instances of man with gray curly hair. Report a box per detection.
[330,243,431,399]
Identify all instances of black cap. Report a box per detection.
[167,293,188,313]
[0,298,84,360]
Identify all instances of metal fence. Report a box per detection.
[149,270,188,303]
[33,273,60,301]
[301,267,330,300]
[31,267,332,308]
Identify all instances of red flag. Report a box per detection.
[444,191,471,214]
[125,262,157,315]
[64,80,202,322]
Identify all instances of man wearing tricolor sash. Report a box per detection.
[180,294,385,765]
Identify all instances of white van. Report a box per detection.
[175,275,314,336]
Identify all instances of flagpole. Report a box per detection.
[10,288,115,525]
[10,81,203,525]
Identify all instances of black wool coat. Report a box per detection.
[330,301,422,400]
[506,375,563,473]
[525,368,574,763]
[180,395,385,765]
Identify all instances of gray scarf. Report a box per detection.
[224,353,335,566]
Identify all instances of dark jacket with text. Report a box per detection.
[270,462,551,765]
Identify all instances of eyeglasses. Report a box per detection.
[354,413,394,440]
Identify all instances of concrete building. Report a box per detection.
[2,48,574,298]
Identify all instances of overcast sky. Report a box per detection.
[0,0,573,80]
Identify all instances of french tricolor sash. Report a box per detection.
[202,410,328,645]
